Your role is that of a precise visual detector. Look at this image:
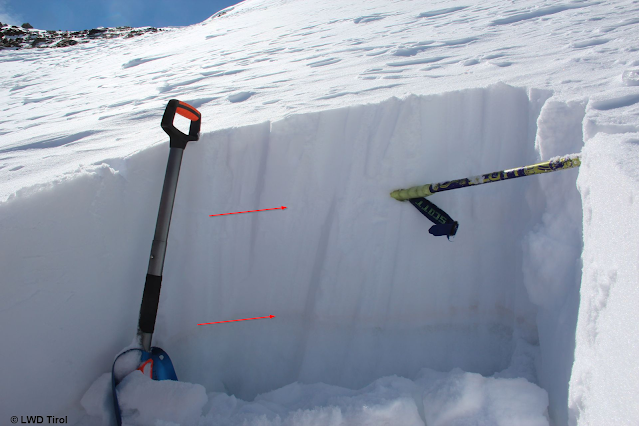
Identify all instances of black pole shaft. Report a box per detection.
[138,148,184,352]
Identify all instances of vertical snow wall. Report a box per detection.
[0,84,583,424]
[568,132,639,424]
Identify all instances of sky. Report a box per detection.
[0,0,239,30]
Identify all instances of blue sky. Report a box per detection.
[0,0,238,31]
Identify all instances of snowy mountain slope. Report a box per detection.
[2,0,639,201]
[1,0,639,425]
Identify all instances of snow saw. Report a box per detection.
[390,154,581,240]
[111,100,201,426]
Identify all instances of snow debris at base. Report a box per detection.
[80,368,548,426]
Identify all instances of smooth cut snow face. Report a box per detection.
[2,0,639,425]
[569,134,639,425]
[1,84,578,426]
[168,85,545,397]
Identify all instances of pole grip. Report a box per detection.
[161,99,201,149]
[139,274,162,334]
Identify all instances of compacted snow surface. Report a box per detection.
[1,0,639,425]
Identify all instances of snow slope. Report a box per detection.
[1,0,639,425]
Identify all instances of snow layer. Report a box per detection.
[2,0,639,425]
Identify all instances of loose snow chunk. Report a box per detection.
[80,373,113,418]
[198,373,548,426]
[622,69,639,86]
[417,369,549,426]
[117,371,208,425]
[203,377,425,426]
[81,370,548,425]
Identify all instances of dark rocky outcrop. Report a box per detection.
[1,24,164,50]
[55,39,78,48]
[88,28,107,36]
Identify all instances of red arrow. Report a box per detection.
[198,315,275,326]
[209,206,287,217]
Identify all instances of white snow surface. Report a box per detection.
[1,0,639,425]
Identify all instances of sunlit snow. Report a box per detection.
[1,0,639,425]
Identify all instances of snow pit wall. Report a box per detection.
[569,133,639,425]
[0,84,582,422]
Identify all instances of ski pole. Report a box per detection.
[390,154,581,201]
[138,99,201,352]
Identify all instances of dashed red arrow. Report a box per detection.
[198,315,275,326]
[209,206,287,217]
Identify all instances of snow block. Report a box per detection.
[0,85,581,425]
